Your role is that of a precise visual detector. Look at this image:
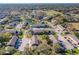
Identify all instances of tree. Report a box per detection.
[0,32,12,43]
[0,49,6,55]
[6,25,13,29]
[0,32,12,48]
[53,43,61,53]
[64,48,79,55]
[65,50,72,55]
[0,25,4,30]
[72,48,79,55]
[23,43,56,55]
[53,32,57,35]
[0,47,6,55]
[14,51,23,55]
[74,32,79,39]
[40,35,51,45]
[22,45,34,55]
[40,35,49,42]
[35,43,56,55]
[26,33,32,39]
[20,16,26,20]
[4,32,12,40]
[5,46,17,55]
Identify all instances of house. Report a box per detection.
[7,29,16,34]
[33,24,48,28]
[0,19,7,25]
[16,23,23,29]
[54,25,65,34]
[38,16,44,20]
[31,35,39,46]
[9,22,17,27]
[9,17,20,23]
[58,35,74,50]
[32,22,53,35]
[32,28,53,35]
[64,34,79,47]
[49,35,57,46]
[7,36,18,46]
[32,22,48,28]
[0,14,6,19]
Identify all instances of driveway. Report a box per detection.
[18,31,31,51]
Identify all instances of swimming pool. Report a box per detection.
[15,39,22,49]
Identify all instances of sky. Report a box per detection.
[0,0,79,3]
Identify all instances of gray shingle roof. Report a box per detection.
[7,36,18,46]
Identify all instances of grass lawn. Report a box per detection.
[74,32,79,39]
[46,10,63,16]
[69,23,79,30]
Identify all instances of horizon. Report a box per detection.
[0,3,79,9]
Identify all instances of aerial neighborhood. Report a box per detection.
[0,4,79,55]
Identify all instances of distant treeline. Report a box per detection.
[0,3,79,9]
